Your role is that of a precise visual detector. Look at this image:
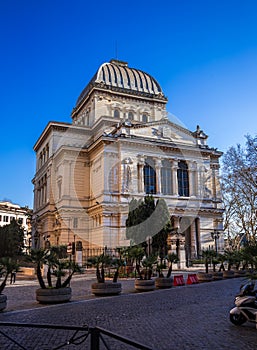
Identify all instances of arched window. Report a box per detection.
[58,180,62,200]
[177,160,189,197]
[161,160,172,195]
[114,109,120,118]
[142,114,148,123]
[128,111,133,120]
[144,158,156,194]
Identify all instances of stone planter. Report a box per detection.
[223,270,235,279]
[197,272,213,283]
[0,294,7,311]
[36,287,72,304]
[212,272,223,280]
[155,277,173,289]
[134,279,155,292]
[233,270,246,278]
[91,282,122,296]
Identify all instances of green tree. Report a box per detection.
[151,199,171,258]
[126,196,155,245]
[126,196,171,251]
[0,220,25,258]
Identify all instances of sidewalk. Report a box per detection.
[3,270,201,312]
[3,274,135,312]
[1,277,256,350]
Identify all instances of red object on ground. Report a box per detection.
[173,275,185,286]
[186,274,199,284]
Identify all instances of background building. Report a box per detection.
[0,201,32,252]
[32,59,224,267]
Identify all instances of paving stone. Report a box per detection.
[0,276,256,349]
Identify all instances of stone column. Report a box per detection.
[122,158,132,192]
[190,219,197,259]
[154,158,162,194]
[211,164,218,200]
[46,169,50,203]
[63,159,71,197]
[188,161,198,197]
[198,165,206,198]
[137,156,145,193]
[171,159,179,195]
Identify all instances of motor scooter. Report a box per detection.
[230,280,257,326]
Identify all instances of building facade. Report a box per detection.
[0,201,32,252]
[32,59,224,267]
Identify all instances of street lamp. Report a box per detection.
[211,230,220,254]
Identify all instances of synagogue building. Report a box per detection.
[32,59,224,267]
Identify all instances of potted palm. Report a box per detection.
[127,246,157,292]
[220,251,235,278]
[0,257,19,311]
[197,250,214,282]
[230,251,246,277]
[207,250,223,280]
[29,246,80,304]
[89,254,123,296]
[155,253,178,289]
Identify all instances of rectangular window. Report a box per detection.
[178,170,189,197]
[144,164,156,194]
[73,218,78,229]
[18,217,23,225]
[3,216,9,222]
[161,168,172,195]
[0,215,2,221]
[178,161,189,197]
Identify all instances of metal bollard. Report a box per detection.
[90,327,100,350]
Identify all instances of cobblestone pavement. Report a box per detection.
[0,276,256,350]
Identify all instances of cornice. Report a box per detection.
[72,84,168,118]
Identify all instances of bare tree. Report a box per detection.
[221,135,257,248]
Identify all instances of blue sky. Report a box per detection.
[0,0,257,208]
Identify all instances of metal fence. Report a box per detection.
[0,322,153,350]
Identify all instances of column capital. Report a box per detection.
[153,158,162,168]
[137,154,145,165]
[171,159,179,170]
[188,161,197,171]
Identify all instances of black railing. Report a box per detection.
[0,322,153,350]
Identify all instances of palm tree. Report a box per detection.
[111,257,124,283]
[29,248,49,288]
[127,246,145,279]
[224,250,236,270]
[28,247,81,289]
[0,257,19,294]
[166,253,179,278]
[141,255,157,280]
[88,254,112,283]
[218,253,226,271]
[201,250,214,273]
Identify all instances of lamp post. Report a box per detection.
[146,236,152,257]
[211,230,220,254]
